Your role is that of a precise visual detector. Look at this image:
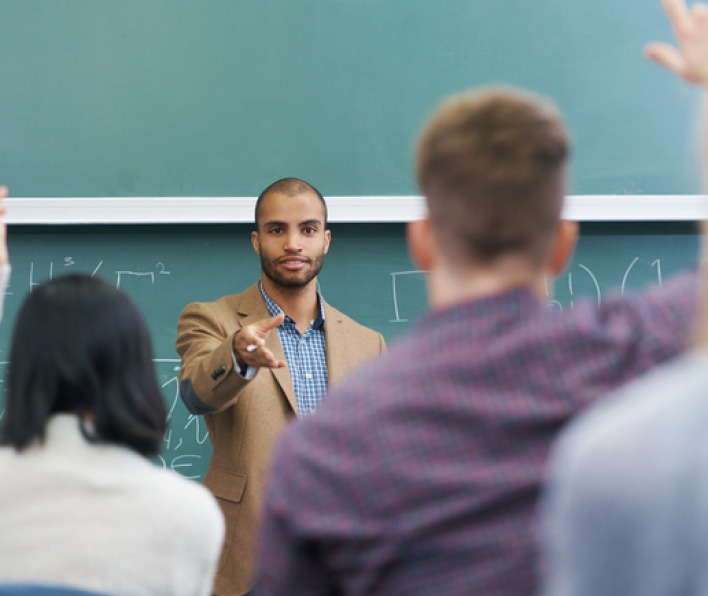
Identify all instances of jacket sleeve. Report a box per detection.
[176,301,254,415]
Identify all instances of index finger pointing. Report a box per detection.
[260,311,285,331]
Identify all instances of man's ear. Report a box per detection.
[251,230,261,256]
[324,229,331,254]
[547,220,578,276]
[407,217,434,272]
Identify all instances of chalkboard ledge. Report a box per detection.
[4,195,707,225]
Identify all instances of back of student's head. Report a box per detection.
[0,274,167,456]
[415,86,570,269]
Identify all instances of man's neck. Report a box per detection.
[261,276,320,333]
[426,259,548,311]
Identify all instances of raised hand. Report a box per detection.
[0,186,9,268]
[646,0,708,86]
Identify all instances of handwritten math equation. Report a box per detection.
[25,259,172,292]
[155,361,210,481]
[388,257,667,322]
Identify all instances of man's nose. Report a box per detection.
[283,232,303,251]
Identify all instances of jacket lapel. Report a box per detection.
[323,301,348,387]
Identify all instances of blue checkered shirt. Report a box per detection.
[260,283,328,417]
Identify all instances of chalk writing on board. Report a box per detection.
[550,265,604,312]
[389,270,424,323]
[116,262,172,289]
[28,260,172,291]
[389,258,666,322]
[155,363,210,481]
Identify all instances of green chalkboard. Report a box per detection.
[0,221,700,481]
[0,0,702,198]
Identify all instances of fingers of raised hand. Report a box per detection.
[649,0,708,85]
[645,42,689,78]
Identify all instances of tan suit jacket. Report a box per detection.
[176,282,385,596]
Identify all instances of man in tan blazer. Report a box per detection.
[176,177,385,596]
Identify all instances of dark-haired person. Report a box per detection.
[541,2,708,595]
[0,275,224,596]
[176,177,385,595]
[253,84,699,596]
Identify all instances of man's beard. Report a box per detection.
[260,253,325,289]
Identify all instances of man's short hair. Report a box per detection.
[255,178,328,228]
[415,86,570,268]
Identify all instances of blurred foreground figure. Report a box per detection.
[0,274,224,596]
[541,1,708,594]
[253,59,699,596]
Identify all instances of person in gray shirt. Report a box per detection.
[540,2,708,594]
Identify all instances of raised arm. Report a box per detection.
[646,0,708,86]
[0,187,10,322]
[0,186,8,269]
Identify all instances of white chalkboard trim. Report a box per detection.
[3,195,707,224]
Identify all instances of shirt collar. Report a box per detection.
[258,281,326,330]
